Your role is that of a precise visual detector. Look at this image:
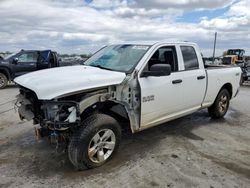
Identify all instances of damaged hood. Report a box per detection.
[14,65,126,100]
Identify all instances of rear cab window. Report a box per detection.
[180,46,199,70]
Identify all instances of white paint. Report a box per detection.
[14,65,126,100]
[138,42,241,128]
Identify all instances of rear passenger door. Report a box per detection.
[179,46,206,110]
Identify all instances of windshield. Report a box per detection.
[84,44,150,72]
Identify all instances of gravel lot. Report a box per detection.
[0,84,250,188]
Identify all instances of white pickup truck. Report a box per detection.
[15,42,241,170]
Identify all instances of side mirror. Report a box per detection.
[141,64,171,77]
[12,57,18,64]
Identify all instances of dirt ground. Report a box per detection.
[0,84,250,188]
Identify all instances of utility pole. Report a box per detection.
[212,32,217,64]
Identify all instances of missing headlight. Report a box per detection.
[42,101,80,128]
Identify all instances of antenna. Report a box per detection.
[212,32,217,64]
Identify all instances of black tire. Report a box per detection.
[68,113,121,170]
[0,73,8,89]
[208,89,230,118]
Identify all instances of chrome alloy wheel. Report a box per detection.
[218,95,228,113]
[88,129,116,163]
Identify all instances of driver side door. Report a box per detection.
[13,51,38,77]
[138,46,183,128]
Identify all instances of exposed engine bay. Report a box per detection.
[16,87,82,150]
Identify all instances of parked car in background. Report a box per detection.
[0,49,71,89]
[15,42,241,170]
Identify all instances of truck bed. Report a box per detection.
[204,64,235,69]
[202,66,241,107]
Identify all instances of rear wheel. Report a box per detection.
[0,73,8,89]
[208,89,230,118]
[68,113,121,170]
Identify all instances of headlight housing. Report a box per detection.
[41,101,80,129]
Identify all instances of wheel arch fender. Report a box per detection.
[0,67,11,80]
[79,95,134,133]
[220,83,233,99]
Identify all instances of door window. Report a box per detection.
[18,52,38,63]
[147,46,178,72]
[180,46,199,70]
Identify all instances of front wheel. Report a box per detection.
[68,113,121,170]
[0,73,8,89]
[208,89,230,118]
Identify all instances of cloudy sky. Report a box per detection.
[0,0,249,56]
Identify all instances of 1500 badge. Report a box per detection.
[143,95,155,103]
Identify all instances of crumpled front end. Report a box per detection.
[16,87,81,130]
[40,101,80,130]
